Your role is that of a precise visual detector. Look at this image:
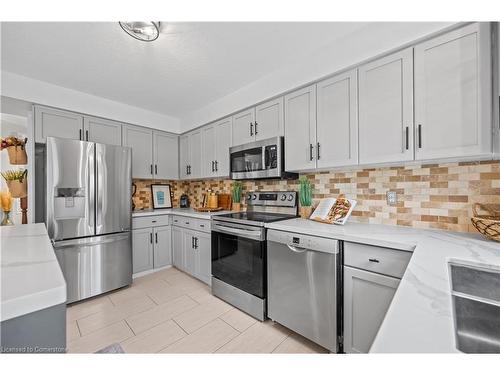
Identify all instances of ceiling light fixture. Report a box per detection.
[119,22,160,42]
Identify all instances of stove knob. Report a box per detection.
[247,194,252,201]
[287,194,294,201]
[252,194,257,200]
[281,194,287,201]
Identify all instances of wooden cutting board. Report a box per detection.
[218,194,232,210]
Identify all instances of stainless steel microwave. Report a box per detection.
[229,136,298,180]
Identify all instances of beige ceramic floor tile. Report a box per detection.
[173,298,233,334]
[216,321,291,353]
[126,295,198,334]
[107,285,146,306]
[77,294,156,336]
[146,283,188,305]
[163,272,207,293]
[133,276,171,294]
[187,287,222,305]
[66,320,81,342]
[121,320,186,353]
[272,333,329,353]
[67,321,133,353]
[219,308,258,332]
[66,295,114,322]
[161,319,239,353]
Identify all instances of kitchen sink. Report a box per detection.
[449,261,500,353]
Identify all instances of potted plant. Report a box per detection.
[1,169,28,198]
[1,137,28,165]
[299,176,313,219]
[231,181,243,211]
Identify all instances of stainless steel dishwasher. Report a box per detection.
[267,229,341,353]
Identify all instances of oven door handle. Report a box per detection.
[212,223,263,241]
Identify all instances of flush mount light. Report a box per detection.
[119,21,160,42]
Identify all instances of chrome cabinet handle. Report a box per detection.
[254,121,258,135]
[79,129,82,140]
[418,124,422,149]
[250,122,254,136]
[86,130,89,141]
[215,160,218,171]
[150,232,153,244]
[155,233,158,243]
[309,144,314,161]
[191,236,195,249]
[155,164,158,175]
[211,161,215,172]
[287,244,307,253]
[317,142,320,160]
[369,258,380,263]
[150,164,153,175]
[194,237,198,249]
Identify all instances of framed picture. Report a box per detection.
[150,184,173,209]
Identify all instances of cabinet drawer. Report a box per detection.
[133,215,170,229]
[193,219,211,233]
[172,215,195,230]
[344,242,412,279]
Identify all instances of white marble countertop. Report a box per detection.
[0,223,66,322]
[265,218,500,353]
[132,207,233,220]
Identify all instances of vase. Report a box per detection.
[1,211,14,226]
[232,202,241,211]
[7,146,28,165]
[300,206,312,219]
[7,179,28,198]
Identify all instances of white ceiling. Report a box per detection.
[1,22,373,118]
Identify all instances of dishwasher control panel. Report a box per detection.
[267,230,339,255]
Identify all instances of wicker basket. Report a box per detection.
[471,203,500,242]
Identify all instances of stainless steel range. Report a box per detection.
[211,191,298,320]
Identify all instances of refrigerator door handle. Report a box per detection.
[88,143,96,231]
[95,145,102,233]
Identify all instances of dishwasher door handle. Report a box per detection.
[287,244,307,253]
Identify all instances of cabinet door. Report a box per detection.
[179,135,190,179]
[215,117,233,177]
[189,130,202,179]
[153,131,179,179]
[343,266,400,353]
[83,116,122,145]
[132,228,154,273]
[35,106,83,143]
[172,226,185,270]
[358,48,414,164]
[255,97,284,141]
[284,85,317,171]
[232,108,255,146]
[183,230,196,275]
[316,70,358,168]
[194,232,211,285]
[201,124,216,178]
[122,125,153,179]
[153,226,172,268]
[414,23,492,160]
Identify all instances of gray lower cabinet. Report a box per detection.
[132,227,154,273]
[172,226,185,271]
[195,232,211,284]
[153,225,172,268]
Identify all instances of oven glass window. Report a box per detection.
[230,147,263,172]
[211,231,265,298]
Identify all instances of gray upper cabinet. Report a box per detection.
[201,124,216,178]
[179,134,190,179]
[122,124,153,179]
[214,117,232,177]
[284,84,317,171]
[153,131,179,180]
[35,106,84,143]
[232,108,255,146]
[414,23,492,161]
[316,70,358,168]
[255,97,284,141]
[358,48,414,164]
[189,130,202,179]
[343,266,399,353]
[83,116,122,145]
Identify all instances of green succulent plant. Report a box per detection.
[1,169,27,182]
[231,181,243,203]
[299,176,313,207]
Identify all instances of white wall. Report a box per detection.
[180,22,455,131]
[1,72,181,133]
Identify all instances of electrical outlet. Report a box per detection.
[386,191,397,206]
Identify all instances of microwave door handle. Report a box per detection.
[263,146,267,170]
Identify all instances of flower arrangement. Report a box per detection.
[231,181,243,211]
[0,137,28,165]
[1,169,28,198]
[298,176,313,218]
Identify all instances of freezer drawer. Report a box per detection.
[267,232,339,352]
[54,232,132,304]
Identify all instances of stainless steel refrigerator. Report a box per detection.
[44,137,132,304]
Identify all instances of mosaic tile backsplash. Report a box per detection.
[133,160,500,233]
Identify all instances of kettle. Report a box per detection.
[180,194,190,208]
